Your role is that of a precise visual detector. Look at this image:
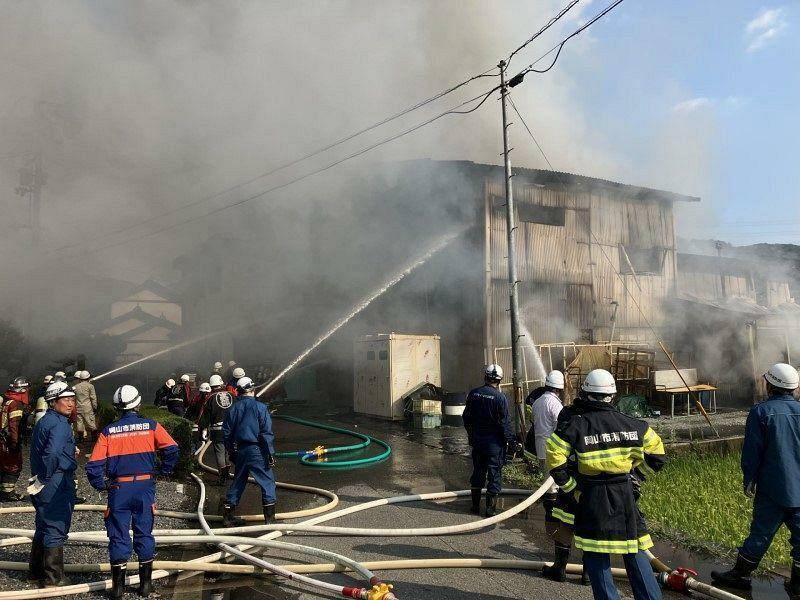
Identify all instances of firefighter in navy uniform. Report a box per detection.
[202,375,235,486]
[222,377,276,527]
[462,364,518,517]
[167,374,192,417]
[712,363,800,597]
[86,385,178,598]
[546,369,666,600]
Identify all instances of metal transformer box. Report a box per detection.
[353,333,441,420]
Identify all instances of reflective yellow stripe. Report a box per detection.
[552,508,575,525]
[577,447,644,461]
[561,477,577,493]
[643,427,656,444]
[548,433,571,453]
[7,410,23,419]
[639,461,655,477]
[574,535,653,554]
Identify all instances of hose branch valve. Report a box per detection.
[366,583,395,600]
[658,567,698,594]
[301,445,327,459]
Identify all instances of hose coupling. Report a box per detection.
[366,583,395,600]
[658,567,698,594]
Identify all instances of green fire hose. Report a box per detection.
[273,415,392,468]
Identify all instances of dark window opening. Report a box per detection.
[619,246,665,275]
[366,351,375,360]
[518,204,566,226]
[378,350,388,360]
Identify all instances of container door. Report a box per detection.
[376,340,391,418]
[417,337,441,387]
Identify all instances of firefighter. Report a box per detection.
[154,378,175,409]
[222,377,276,527]
[186,382,211,450]
[33,375,52,425]
[531,370,565,467]
[223,360,237,383]
[0,377,30,502]
[226,367,245,396]
[203,375,235,485]
[540,392,589,584]
[462,364,518,517]
[27,382,79,587]
[53,371,66,382]
[212,361,223,376]
[167,374,192,417]
[712,363,800,596]
[86,385,178,598]
[546,369,666,600]
[73,371,98,443]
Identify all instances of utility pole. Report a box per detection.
[15,152,45,245]
[499,61,525,437]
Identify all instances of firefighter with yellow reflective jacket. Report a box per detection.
[546,369,666,600]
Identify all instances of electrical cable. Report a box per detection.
[57,92,495,260]
[507,0,581,66]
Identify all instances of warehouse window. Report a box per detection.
[518,204,566,226]
[366,351,375,360]
[379,350,388,360]
[619,246,664,275]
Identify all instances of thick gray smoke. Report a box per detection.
[0,1,622,367]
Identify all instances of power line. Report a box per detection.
[516,0,625,77]
[48,1,587,257]
[58,88,500,260]
[507,0,581,66]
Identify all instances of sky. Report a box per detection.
[556,0,800,244]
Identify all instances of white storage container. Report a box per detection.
[353,333,441,420]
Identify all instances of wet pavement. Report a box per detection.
[162,410,785,600]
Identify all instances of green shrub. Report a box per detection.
[95,402,195,478]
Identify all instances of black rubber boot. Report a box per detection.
[263,503,276,524]
[217,465,229,486]
[138,559,155,597]
[27,539,45,584]
[110,562,127,598]
[786,560,800,599]
[42,546,71,587]
[485,493,498,517]
[469,488,481,515]
[711,552,757,590]
[222,503,245,527]
[0,490,24,503]
[541,544,570,582]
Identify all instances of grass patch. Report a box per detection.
[503,454,545,490]
[640,450,791,569]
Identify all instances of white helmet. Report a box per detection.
[484,364,503,382]
[232,367,246,379]
[45,381,72,402]
[214,361,223,370]
[764,363,799,391]
[236,376,255,392]
[73,370,81,379]
[43,375,53,384]
[113,385,142,410]
[80,370,91,380]
[228,361,237,367]
[199,382,211,393]
[54,371,66,380]
[545,370,565,390]
[209,374,224,388]
[581,369,617,398]
[165,378,176,388]
[180,374,191,383]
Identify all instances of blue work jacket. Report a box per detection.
[29,409,77,503]
[222,395,275,457]
[462,384,515,448]
[742,393,800,507]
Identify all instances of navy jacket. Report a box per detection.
[30,409,77,503]
[462,384,515,447]
[742,393,800,507]
[222,395,275,457]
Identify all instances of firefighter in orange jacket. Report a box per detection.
[1,377,30,502]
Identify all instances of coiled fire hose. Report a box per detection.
[273,415,392,468]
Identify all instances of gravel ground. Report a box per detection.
[0,448,200,599]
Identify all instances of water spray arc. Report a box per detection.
[257,228,465,397]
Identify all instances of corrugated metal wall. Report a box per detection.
[485,179,676,352]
